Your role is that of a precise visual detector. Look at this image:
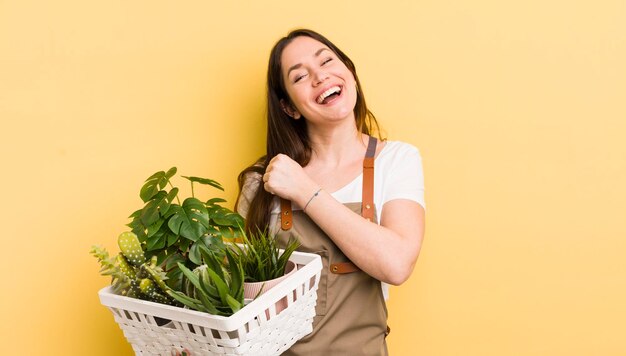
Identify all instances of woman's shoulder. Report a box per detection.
[378,140,422,161]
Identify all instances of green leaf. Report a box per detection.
[206,267,230,305]
[164,253,185,271]
[166,290,203,310]
[200,275,219,299]
[140,190,175,226]
[177,237,191,253]
[140,168,176,202]
[138,174,159,200]
[146,233,166,251]
[206,226,220,237]
[225,249,244,299]
[197,270,215,299]
[226,294,242,313]
[167,198,209,241]
[211,214,233,226]
[230,214,245,226]
[127,210,146,239]
[198,235,226,256]
[277,236,300,275]
[164,167,177,180]
[197,290,219,314]
[219,226,235,240]
[163,203,179,219]
[130,225,146,242]
[165,267,183,290]
[209,207,244,228]
[206,197,227,205]
[165,187,179,205]
[185,267,220,313]
[165,244,178,255]
[177,262,202,290]
[128,209,142,219]
[199,247,225,281]
[166,231,178,247]
[182,176,224,191]
[146,218,164,238]
[188,242,203,265]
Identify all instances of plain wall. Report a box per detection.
[1,0,625,354]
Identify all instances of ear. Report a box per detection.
[280,99,302,119]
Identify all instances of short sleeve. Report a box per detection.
[382,144,425,210]
[236,172,262,219]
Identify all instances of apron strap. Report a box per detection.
[361,135,377,221]
[280,198,292,231]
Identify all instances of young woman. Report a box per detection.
[236,29,425,355]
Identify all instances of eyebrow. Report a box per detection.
[286,48,331,77]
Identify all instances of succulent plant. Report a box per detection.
[91,232,178,305]
[231,228,300,283]
[167,246,245,316]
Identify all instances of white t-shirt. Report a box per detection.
[266,140,424,209]
[327,140,425,216]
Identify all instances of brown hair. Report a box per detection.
[236,28,382,233]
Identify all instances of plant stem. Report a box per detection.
[191,182,195,198]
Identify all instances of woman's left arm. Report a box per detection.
[302,192,425,285]
[263,153,425,285]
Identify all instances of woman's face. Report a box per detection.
[280,36,358,126]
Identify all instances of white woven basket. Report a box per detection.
[99,250,322,356]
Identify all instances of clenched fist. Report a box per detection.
[263,154,318,205]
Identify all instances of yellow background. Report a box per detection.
[1,0,625,355]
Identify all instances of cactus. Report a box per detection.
[118,231,146,266]
[91,232,178,305]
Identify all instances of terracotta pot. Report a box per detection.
[243,260,297,315]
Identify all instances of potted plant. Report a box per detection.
[230,229,300,312]
[125,167,244,290]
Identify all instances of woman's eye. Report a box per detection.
[294,74,307,83]
[321,58,333,66]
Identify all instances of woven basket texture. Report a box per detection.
[99,251,322,356]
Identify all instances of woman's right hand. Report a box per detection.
[263,154,318,206]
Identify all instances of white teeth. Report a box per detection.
[316,86,341,104]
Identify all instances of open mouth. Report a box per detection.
[316,86,342,104]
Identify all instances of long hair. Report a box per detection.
[236,29,382,233]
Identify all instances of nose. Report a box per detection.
[312,70,329,86]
